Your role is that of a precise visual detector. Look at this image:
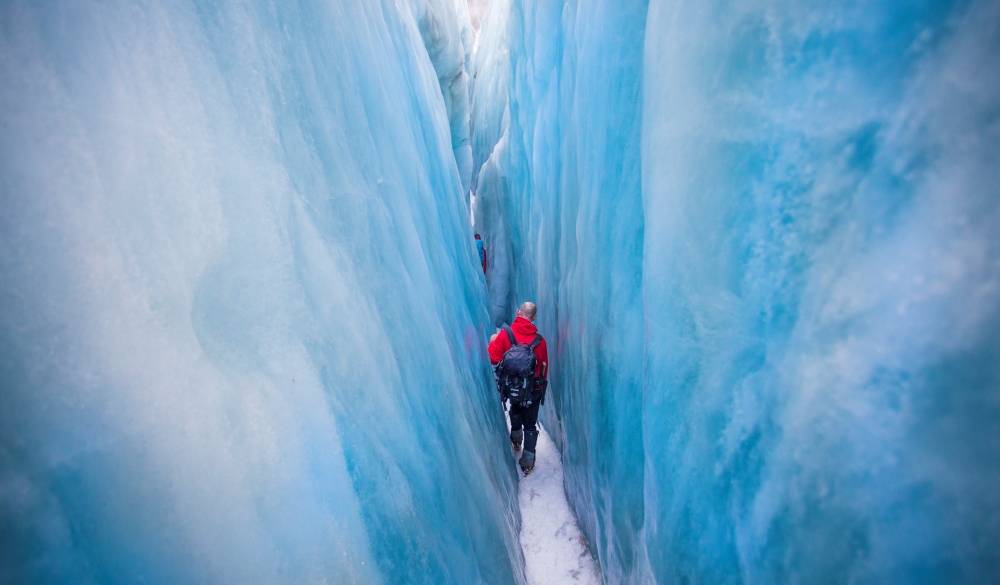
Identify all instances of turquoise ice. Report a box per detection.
[1,1,521,583]
[472,0,1000,583]
[3,0,1000,583]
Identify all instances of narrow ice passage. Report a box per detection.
[2,0,999,582]
[508,418,601,585]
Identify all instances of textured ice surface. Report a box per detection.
[418,0,476,196]
[4,0,1000,582]
[470,0,517,327]
[0,1,524,583]
[473,0,1000,583]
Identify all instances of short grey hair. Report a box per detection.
[517,302,537,320]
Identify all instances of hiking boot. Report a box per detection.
[510,429,523,451]
[519,450,535,476]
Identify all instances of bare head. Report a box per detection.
[517,302,537,322]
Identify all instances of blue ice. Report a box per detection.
[0,1,523,583]
[472,0,1000,583]
[3,0,1000,583]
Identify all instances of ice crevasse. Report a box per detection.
[471,0,1000,583]
[1,1,525,583]
[1,0,1000,584]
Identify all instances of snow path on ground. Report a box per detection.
[510,419,602,584]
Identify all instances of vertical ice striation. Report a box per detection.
[473,1,649,579]
[418,0,476,196]
[473,0,1000,583]
[0,1,524,583]
[470,0,517,326]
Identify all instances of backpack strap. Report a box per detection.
[504,326,517,346]
[528,334,543,350]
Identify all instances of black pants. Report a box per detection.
[509,391,542,453]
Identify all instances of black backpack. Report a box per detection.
[496,327,543,405]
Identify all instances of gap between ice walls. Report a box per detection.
[0,1,529,584]
[471,0,1000,583]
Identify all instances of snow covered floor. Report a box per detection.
[511,421,602,585]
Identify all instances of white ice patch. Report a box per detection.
[511,421,602,585]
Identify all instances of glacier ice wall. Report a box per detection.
[0,1,524,583]
[469,0,517,326]
[471,0,649,579]
[473,0,1000,583]
[419,0,476,196]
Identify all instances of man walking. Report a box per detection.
[488,302,548,475]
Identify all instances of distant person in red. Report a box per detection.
[488,302,548,475]
[474,233,487,274]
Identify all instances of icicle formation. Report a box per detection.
[472,0,1000,582]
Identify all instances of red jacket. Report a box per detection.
[488,316,548,381]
